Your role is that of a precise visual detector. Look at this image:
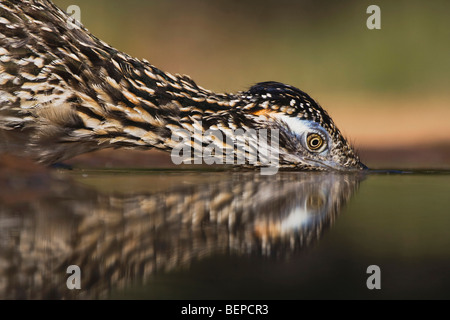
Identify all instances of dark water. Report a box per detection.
[0,168,449,299]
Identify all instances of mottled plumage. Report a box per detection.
[0,0,366,170]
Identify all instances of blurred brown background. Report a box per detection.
[53,0,450,169]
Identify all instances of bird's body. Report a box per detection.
[0,0,365,170]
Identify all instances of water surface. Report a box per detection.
[0,168,449,299]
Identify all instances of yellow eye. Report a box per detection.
[306,133,325,151]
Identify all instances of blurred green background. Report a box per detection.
[53,0,450,168]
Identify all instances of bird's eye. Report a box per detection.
[306,133,325,152]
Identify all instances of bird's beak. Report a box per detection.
[302,159,368,171]
[360,162,369,170]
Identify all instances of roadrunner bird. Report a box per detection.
[0,0,366,170]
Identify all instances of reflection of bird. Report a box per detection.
[0,157,363,299]
[0,0,366,170]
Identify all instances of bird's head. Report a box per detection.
[240,82,367,171]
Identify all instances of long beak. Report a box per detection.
[303,159,368,171]
[360,162,369,170]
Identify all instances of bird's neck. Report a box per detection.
[66,50,248,156]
